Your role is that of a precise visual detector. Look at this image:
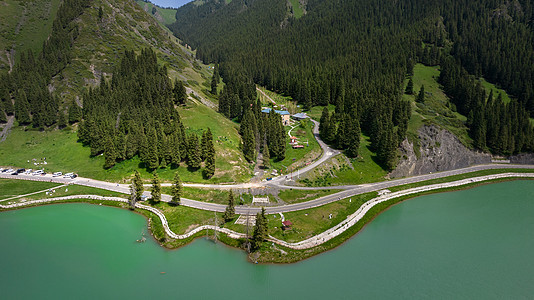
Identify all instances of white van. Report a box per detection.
[52,172,62,177]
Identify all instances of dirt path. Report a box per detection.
[185,87,217,109]
[256,87,276,105]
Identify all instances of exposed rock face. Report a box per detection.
[390,125,492,178]
[510,153,534,164]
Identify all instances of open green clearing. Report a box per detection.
[306,104,336,121]
[135,0,177,25]
[299,135,387,186]
[404,63,471,146]
[288,0,304,19]
[0,179,60,200]
[479,78,512,104]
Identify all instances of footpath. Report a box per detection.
[2,172,533,250]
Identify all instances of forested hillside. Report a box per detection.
[169,0,534,167]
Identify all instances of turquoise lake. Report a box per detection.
[1,180,533,299]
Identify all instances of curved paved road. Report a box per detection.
[2,163,533,214]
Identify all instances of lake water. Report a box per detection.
[1,180,533,299]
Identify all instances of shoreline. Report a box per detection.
[2,173,533,263]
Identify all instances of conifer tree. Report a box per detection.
[417,85,425,103]
[252,207,267,250]
[58,110,67,129]
[187,133,201,169]
[103,135,117,169]
[14,90,31,125]
[171,172,182,205]
[132,170,144,202]
[210,74,218,95]
[262,141,270,168]
[405,77,414,95]
[242,126,256,162]
[223,191,236,222]
[151,172,161,203]
[345,117,361,158]
[319,107,330,139]
[147,128,159,169]
[173,79,187,105]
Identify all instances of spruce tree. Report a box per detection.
[0,108,6,124]
[103,135,117,169]
[204,151,215,179]
[132,170,144,202]
[242,126,256,162]
[417,85,425,103]
[187,133,201,169]
[223,191,236,222]
[171,172,182,205]
[14,90,31,125]
[345,117,361,158]
[68,101,81,124]
[252,207,268,251]
[262,141,270,169]
[58,110,67,129]
[210,74,218,95]
[405,77,414,95]
[173,79,187,105]
[319,107,330,139]
[151,172,161,203]
[147,128,159,170]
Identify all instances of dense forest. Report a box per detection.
[170,0,534,166]
[0,0,89,128]
[78,49,216,177]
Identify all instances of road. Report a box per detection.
[2,163,534,215]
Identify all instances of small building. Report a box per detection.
[290,136,298,144]
[261,108,291,126]
[282,220,293,230]
[292,112,308,120]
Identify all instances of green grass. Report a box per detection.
[299,135,388,186]
[269,119,321,176]
[0,179,60,200]
[150,201,220,235]
[277,188,341,204]
[288,0,304,18]
[479,78,512,104]
[306,104,336,121]
[405,64,471,147]
[1,184,126,205]
[0,114,250,184]
[268,192,374,243]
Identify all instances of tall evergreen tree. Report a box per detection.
[171,172,182,205]
[132,170,144,202]
[223,191,235,222]
[405,77,414,95]
[103,135,117,169]
[186,133,201,169]
[252,207,267,251]
[417,85,425,103]
[262,141,270,169]
[151,172,161,203]
[14,90,31,125]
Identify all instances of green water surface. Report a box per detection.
[1,180,533,299]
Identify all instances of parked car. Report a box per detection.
[25,169,32,174]
[52,172,62,177]
[4,169,14,174]
[32,170,44,176]
[63,172,73,178]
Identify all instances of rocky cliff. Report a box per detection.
[390,125,492,178]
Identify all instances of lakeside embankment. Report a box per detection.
[2,172,533,263]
